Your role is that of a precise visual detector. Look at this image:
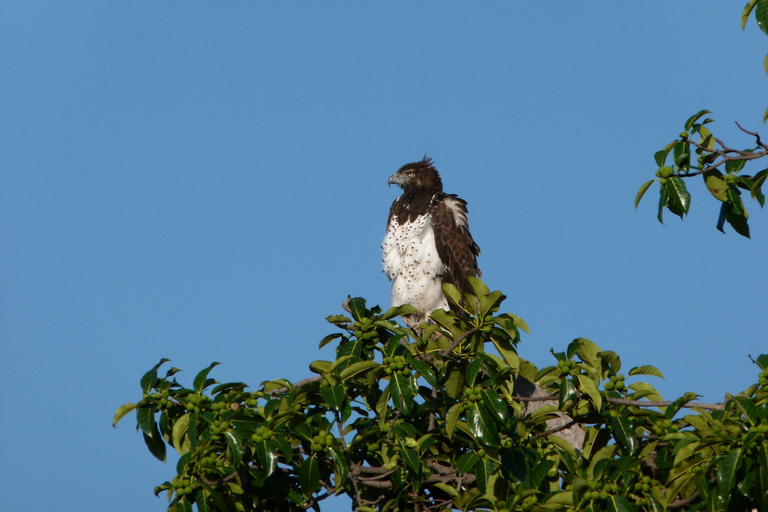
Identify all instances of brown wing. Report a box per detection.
[431,194,481,294]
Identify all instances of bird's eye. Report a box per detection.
[407,172,415,177]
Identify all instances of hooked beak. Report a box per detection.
[388,174,402,187]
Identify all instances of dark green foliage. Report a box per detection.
[635,5,768,237]
[115,280,768,512]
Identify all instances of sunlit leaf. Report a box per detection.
[611,416,637,455]
[224,430,244,466]
[389,372,413,416]
[409,359,437,387]
[318,333,342,349]
[467,403,500,447]
[667,177,691,217]
[466,358,484,387]
[628,365,665,379]
[339,361,379,381]
[346,297,367,321]
[635,180,655,209]
[321,384,346,412]
[172,413,190,455]
[716,448,742,498]
[577,374,602,411]
[193,362,220,393]
[480,388,508,425]
[445,402,462,438]
[685,110,712,131]
[744,0,759,29]
[559,378,577,410]
[113,402,137,427]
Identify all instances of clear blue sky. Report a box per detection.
[2,2,767,511]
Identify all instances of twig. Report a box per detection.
[440,326,480,357]
[735,121,767,149]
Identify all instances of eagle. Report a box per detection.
[382,156,481,326]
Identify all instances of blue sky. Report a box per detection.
[2,2,767,511]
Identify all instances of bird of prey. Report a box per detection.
[382,156,481,326]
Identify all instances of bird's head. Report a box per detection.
[388,156,443,193]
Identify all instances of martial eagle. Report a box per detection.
[382,156,481,326]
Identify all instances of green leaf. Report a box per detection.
[444,367,465,399]
[716,448,742,498]
[491,337,520,371]
[143,422,166,462]
[529,459,554,489]
[224,430,244,466]
[654,149,669,167]
[703,170,728,201]
[299,454,320,495]
[727,184,746,216]
[445,402,462,438]
[112,403,137,427]
[628,382,663,402]
[577,374,602,411]
[345,297,367,321]
[254,440,279,477]
[606,494,635,512]
[480,388,508,425]
[667,177,691,217]
[757,0,768,35]
[321,385,346,412]
[325,315,351,324]
[685,110,712,131]
[140,369,158,394]
[751,169,767,205]
[559,378,577,410]
[467,403,500,447]
[318,333,342,349]
[611,416,637,455]
[409,359,437,387]
[193,362,220,393]
[744,0,759,29]
[473,458,497,494]
[441,282,463,308]
[389,372,413,416]
[597,350,621,376]
[402,448,420,474]
[657,180,669,224]
[466,276,490,298]
[635,180,655,209]
[764,105,768,124]
[309,360,332,374]
[380,304,419,320]
[466,358,484,387]
[628,365,665,379]
[172,413,190,455]
[339,361,379,381]
[177,497,194,512]
[457,452,479,475]
[327,446,348,491]
[136,407,156,437]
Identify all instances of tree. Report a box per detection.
[635,1,768,238]
[116,5,768,511]
[114,278,768,511]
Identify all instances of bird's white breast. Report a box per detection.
[382,214,448,315]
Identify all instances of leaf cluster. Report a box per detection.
[115,280,768,512]
[636,111,767,238]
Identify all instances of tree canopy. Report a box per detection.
[115,279,768,511]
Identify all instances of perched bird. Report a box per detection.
[382,156,481,326]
